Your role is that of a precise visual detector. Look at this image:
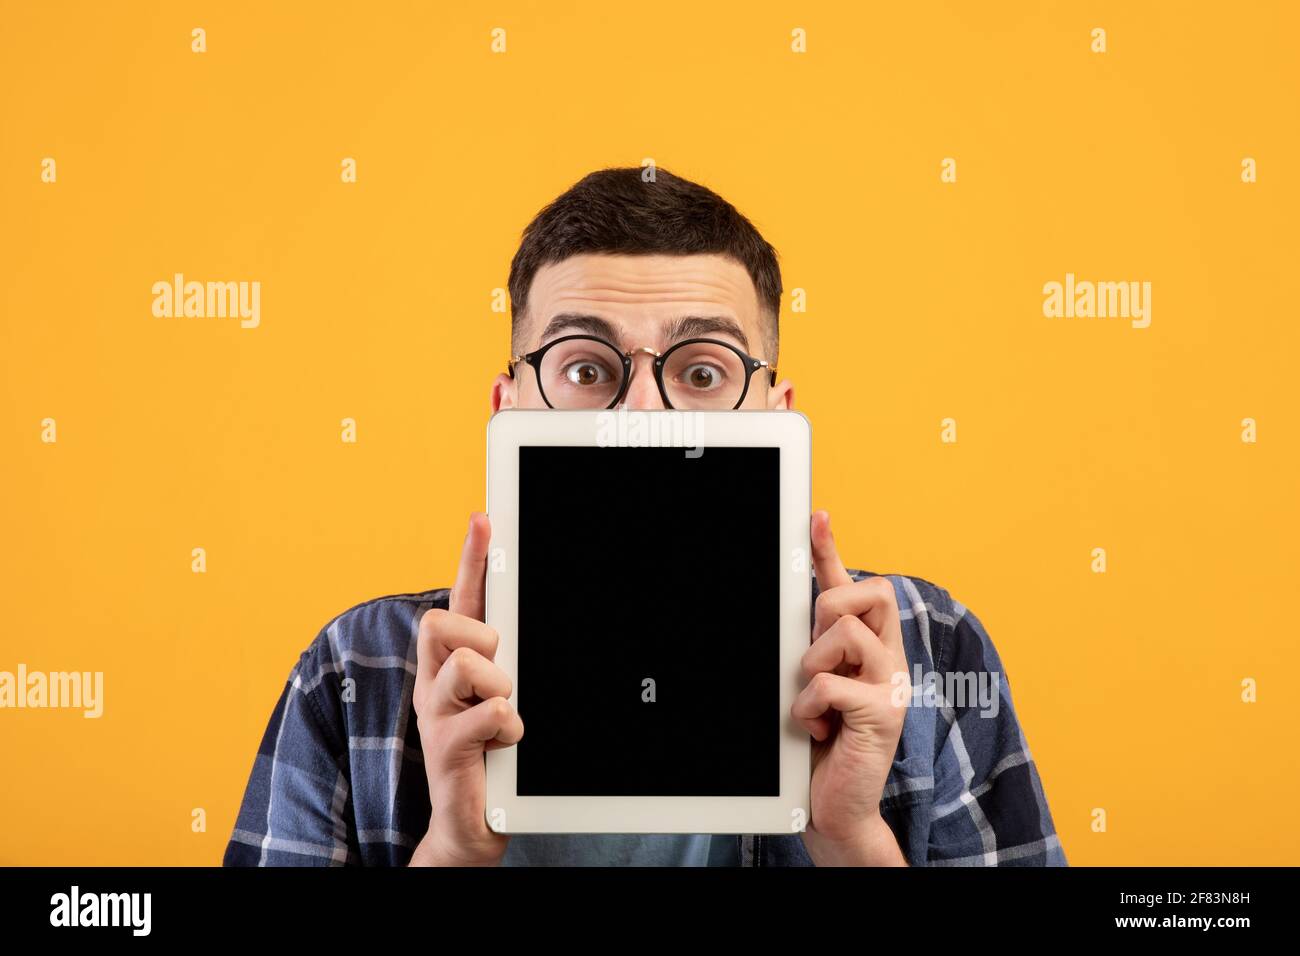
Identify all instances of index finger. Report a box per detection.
[811,510,854,593]
[449,511,491,620]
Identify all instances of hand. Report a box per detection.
[408,512,524,867]
[793,510,910,866]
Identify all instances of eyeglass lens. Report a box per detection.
[535,337,750,409]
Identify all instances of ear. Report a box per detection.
[491,372,517,412]
[766,377,794,410]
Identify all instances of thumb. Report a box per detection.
[811,510,853,591]
[449,512,492,621]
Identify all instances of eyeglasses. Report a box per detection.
[507,335,777,410]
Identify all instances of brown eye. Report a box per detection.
[681,363,724,390]
[565,361,613,386]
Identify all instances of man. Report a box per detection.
[224,167,1066,867]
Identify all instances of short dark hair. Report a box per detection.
[507,167,782,361]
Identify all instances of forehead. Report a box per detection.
[523,253,763,345]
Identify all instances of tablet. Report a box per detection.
[483,409,811,835]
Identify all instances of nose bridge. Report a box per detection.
[621,348,665,409]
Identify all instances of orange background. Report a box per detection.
[1,0,1296,865]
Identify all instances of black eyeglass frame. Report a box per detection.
[506,334,778,410]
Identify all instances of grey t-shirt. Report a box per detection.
[501,833,740,866]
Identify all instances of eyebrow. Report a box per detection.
[537,313,622,345]
[663,315,750,350]
[536,313,751,352]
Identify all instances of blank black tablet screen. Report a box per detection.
[516,445,780,797]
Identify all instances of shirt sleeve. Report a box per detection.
[223,638,359,866]
[924,600,1067,866]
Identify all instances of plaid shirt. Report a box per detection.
[224,571,1066,866]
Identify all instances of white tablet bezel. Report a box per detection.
[483,408,811,835]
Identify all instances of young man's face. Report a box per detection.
[492,253,794,412]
